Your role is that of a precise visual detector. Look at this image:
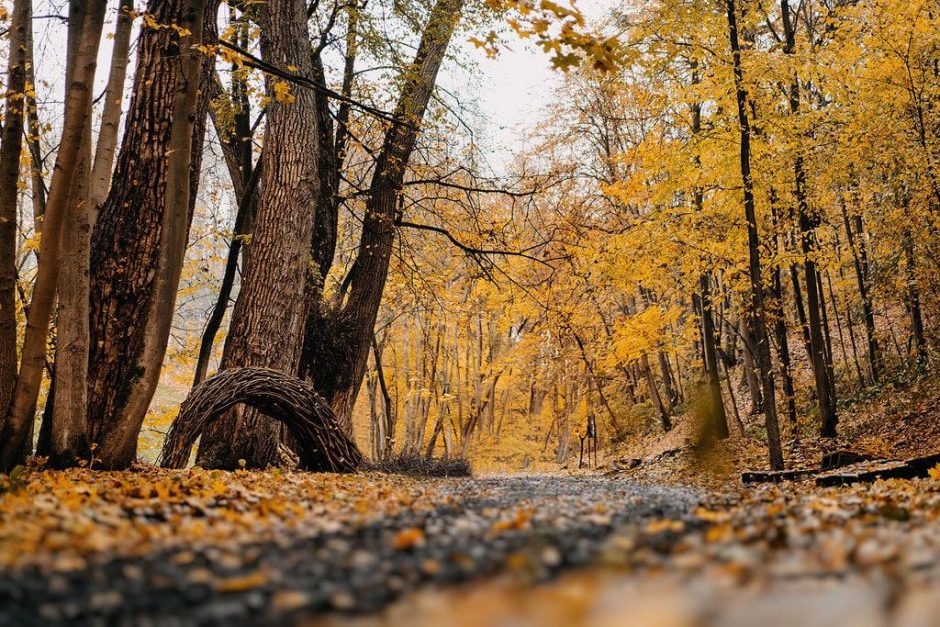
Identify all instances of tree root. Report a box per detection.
[159,368,363,472]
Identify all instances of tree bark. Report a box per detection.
[49,0,134,468]
[841,201,879,383]
[196,0,324,469]
[726,0,783,469]
[86,0,217,468]
[0,0,108,472]
[0,0,30,426]
[299,0,465,433]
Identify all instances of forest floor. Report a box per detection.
[2,468,940,626]
[4,379,940,625]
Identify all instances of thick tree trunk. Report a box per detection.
[0,0,30,424]
[299,0,465,433]
[196,0,323,469]
[726,0,783,469]
[0,0,108,472]
[86,0,217,468]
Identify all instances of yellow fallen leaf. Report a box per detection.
[393,527,425,550]
[216,570,268,592]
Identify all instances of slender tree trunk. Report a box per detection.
[739,317,763,414]
[0,0,30,426]
[89,0,134,209]
[726,0,783,469]
[641,353,671,431]
[699,273,729,438]
[829,270,865,387]
[781,0,836,437]
[657,350,678,410]
[769,202,797,424]
[192,160,260,385]
[0,0,108,472]
[49,0,134,468]
[23,19,47,234]
[904,227,927,369]
[841,201,880,383]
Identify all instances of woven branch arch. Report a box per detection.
[159,368,363,472]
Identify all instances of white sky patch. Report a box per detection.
[443,0,618,175]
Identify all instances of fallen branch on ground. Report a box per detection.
[159,368,363,472]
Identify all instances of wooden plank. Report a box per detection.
[816,461,912,487]
[742,469,818,484]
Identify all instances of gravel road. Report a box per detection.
[0,476,700,626]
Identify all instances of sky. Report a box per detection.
[26,0,618,177]
[444,0,618,174]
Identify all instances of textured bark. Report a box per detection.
[161,368,362,471]
[193,52,258,386]
[300,0,465,433]
[0,0,30,424]
[196,0,323,469]
[50,0,133,468]
[726,0,783,469]
[86,0,217,468]
[0,0,107,472]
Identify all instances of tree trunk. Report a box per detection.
[0,0,108,472]
[48,0,134,468]
[699,273,729,438]
[841,201,880,383]
[0,0,30,426]
[49,0,95,466]
[196,0,323,469]
[726,0,783,469]
[769,203,797,424]
[781,0,836,438]
[641,353,671,431]
[904,227,927,369]
[299,0,465,434]
[739,317,763,415]
[85,0,217,468]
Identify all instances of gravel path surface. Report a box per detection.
[0,475,700,626]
